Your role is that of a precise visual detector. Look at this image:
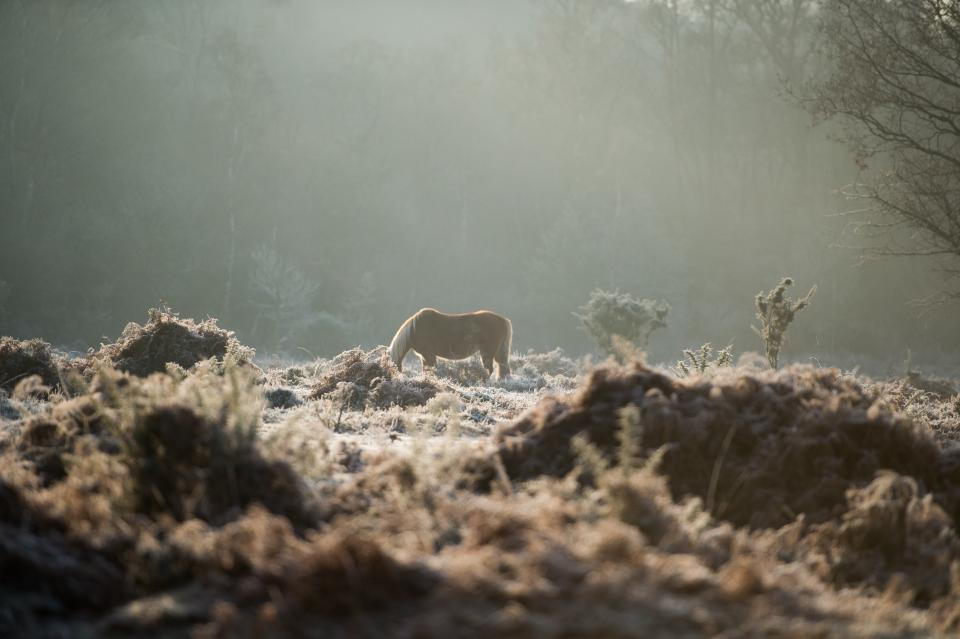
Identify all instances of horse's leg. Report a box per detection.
[493,344,511,379]
[420,351,437,374]
[480,351,494,379]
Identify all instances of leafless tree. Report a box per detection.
[802,0,960,302]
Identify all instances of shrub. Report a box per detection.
[752,277,815,369]
[574,289,669,358]
[674,343,734,377]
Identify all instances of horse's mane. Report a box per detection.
[389,312,417,367]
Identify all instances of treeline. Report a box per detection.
[0,1,956,365]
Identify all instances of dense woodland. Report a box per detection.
[0,0,957,369]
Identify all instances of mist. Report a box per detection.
[1,0,956,372]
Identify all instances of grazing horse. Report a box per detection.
[389,308,512,379]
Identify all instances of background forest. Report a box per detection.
[0,0,957,370]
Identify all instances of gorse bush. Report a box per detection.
[575,289,669,358]
[674,343,734,377]
[752,277,815,369]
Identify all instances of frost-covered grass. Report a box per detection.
[256,348,583,477]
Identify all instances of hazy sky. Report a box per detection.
[311,0,534,46]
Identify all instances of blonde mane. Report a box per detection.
[388,312,417,369]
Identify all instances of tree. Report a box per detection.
[802,0,960,301]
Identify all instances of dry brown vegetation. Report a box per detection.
[0,337,60,392]
[1,312,959,637]
[88,307,256,377]
[308,347,445,410]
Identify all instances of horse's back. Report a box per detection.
[415,308,508,324]
[410,308,509,356]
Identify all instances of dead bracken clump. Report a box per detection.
[104,368,317,529]
[477,362,957,531]
[13,394,111,485]
[904,370,958,400]
[511,347,581,378]
[310,347,443,409]
[310,348,394,404]
[872,377,960,447]
[125,403,314,527]
[797,472,960,607]
[0,336,61,391]
[89,307,255,377]
[367,377,443,409]
[435,356,491,385]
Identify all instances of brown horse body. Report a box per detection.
[389,308,512,379]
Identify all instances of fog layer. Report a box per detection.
[0,1,955,370]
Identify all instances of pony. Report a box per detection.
[388,308,512,379]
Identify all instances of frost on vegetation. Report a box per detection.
[872,377,960,448]
[0,336,62,392]
[3,322,960,637]
[0,389,19,421]
[673,342,734,377]
[88,307,256,377]
[435,351,581,392]
[904,369,958,400]
[2,346,960,636]
[575,288,669,359]
[309,347,445,410]
[511,347,581,378]
[453,360,960,629]
[752,277,815,369]
[471,361,956,531]
[434,356,491,386]
[0,361,327,635]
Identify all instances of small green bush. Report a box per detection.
[574,289,669,358]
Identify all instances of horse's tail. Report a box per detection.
[389,313,416,372]
[495,316,512,377]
